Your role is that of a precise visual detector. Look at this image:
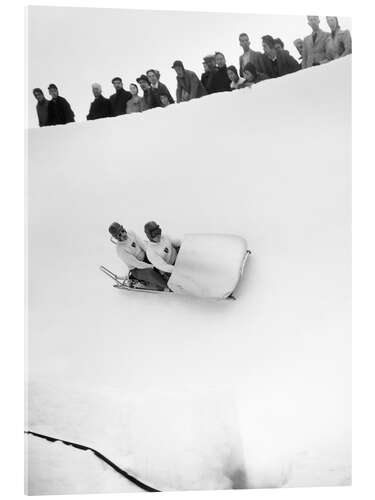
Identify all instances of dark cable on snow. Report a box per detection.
[25,430,161,493]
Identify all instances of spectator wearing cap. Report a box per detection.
[200,55,220,94]
[109,77,132,116]
[32,88,49,127]
[46,84,75,125]
[242,62,269,87]
[324,16,352,62]
[146,69,175,106]
[302,16,330,68]
[214,52,231,92]
[238,32,265,77]
[261,35,300,78]
[136,75,159,111]
[227,66,246,90]
[126,83,144,114]
[87,83,111,120]
[172,60,207,103]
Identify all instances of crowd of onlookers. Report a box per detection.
[32,16,351,127]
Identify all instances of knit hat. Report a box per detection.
[108,222,125,239]
[144,221,161,240]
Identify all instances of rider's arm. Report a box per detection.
[146,248,175,273]
[117,247,153,270]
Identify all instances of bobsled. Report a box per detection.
[101,233,250,300]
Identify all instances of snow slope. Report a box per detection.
[26,57,351,494]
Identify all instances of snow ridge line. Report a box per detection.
[25,430,161,493]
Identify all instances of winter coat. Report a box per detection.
[239,49,266,77]
[302,29,330,68]
[324,29,352,61]
[141,89,159,111]
[201,68,229,94]
[151,82,175,105]
[176,69,207,103]
[146,235,181,274]
[116,231,153,271]
[86,95,111,120]
[214,66,232,92]
[36,99,49,127]
[47,96,75,125]
[109,88,132,116]
[126,96,143,114]
[262,50,300,78]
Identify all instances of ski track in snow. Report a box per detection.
[26,57,351,494]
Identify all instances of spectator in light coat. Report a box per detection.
[87,83,111,120]
[324,16,352,61]
[261,35,300,78]
[47,84,75,125]
[172,60,207,103]
[302,16,330,68]
[126,83,144,114]
[238,32,265,77]
[33,88,49,127]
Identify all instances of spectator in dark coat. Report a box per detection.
[274,38,285,51]
[261,35,300,78]
[33,88,49,127]
[109,77,132,116]
[172,60,207,103]
[200,55,220,94]
[47,84,75,125]
[238,32,266,77]
[87,83,111,120]
[214,52,232,92]
[146,69,175,105]
[136,75,159,111]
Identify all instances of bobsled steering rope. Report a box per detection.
[25,430,161,493]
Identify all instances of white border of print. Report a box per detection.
[1,0,374,499]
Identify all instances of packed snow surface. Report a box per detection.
[26,57,351,494]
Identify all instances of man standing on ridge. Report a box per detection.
[302,16,329,68]
[238,32,265,77]
[109,77,132,116]
[47,84,75,125]
[87,83,111,120]
[172,60,206,103]
[32,88,49,127]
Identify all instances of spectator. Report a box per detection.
[32,88,49,127]
[146,69,175,105]
[238,32,265,77]
[109,77,132,116]
[214,52,232,92]
[200,55,220,94]
[226,65,245,90]
[136,75,159,111]
[86,83,111,120]
[47,84,75,125]
[159,93,171,107]
[274,38,285,51]
[324,16,352,61]
[302,16,330,68]
[126,83,143,114]
[261,35,300,78]
[172,60,207,103]
[242,62,269,87]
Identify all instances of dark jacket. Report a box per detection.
[87,95,112,120]
[239,49,266,77]
[47,96,75,125]
[36,99,49,127]
[151,82,175,105]
[201,67,226,94]
[214,66,231,92]
[141,89,159,111]
[262,50,300,78]
[109,88,132,116]
[176,69,206,103]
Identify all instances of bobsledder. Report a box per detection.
[101,233,251,300]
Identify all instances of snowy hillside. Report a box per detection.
[26,57,351,494]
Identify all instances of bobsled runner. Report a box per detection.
[100,233,251,300]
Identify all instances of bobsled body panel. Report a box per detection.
[168,234,248,299]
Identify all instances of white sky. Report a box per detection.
[27,6,351,127]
